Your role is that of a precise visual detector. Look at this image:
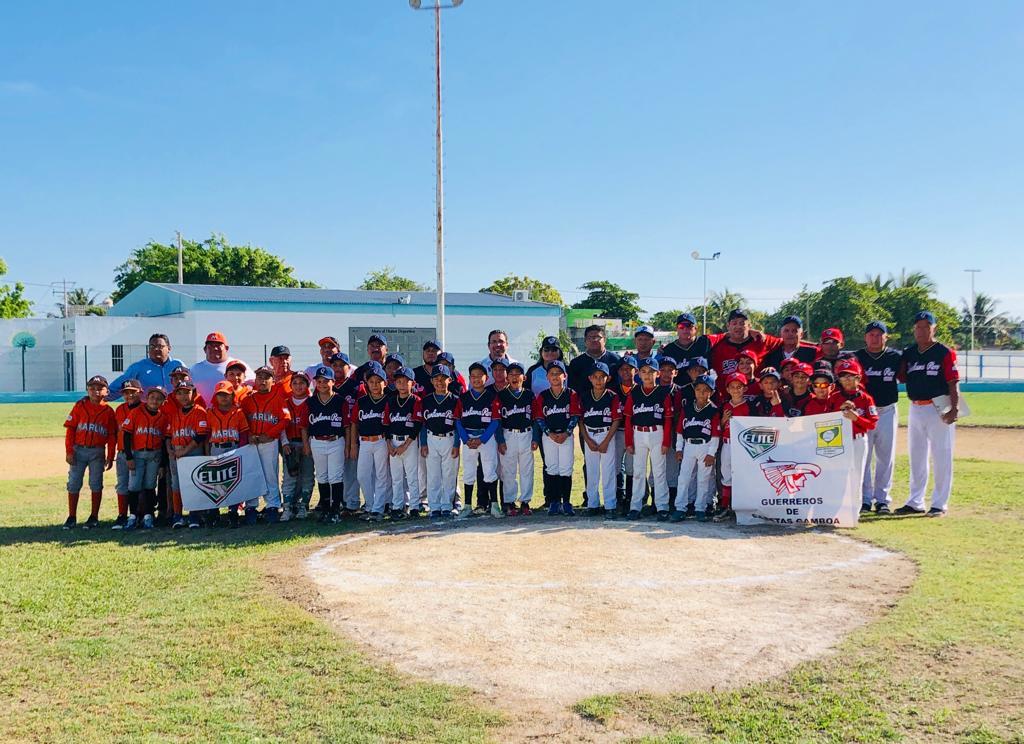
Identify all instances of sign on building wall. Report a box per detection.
[348,327,436,365]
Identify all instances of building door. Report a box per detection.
[64,351,75,391]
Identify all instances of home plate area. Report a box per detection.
[304,520,912,708]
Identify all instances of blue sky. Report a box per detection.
[2,1,1022,320]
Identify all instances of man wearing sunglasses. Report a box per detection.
[109,333,185,399]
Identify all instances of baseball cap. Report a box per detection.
[835,359,863,377]
[145,385,167,397]
[205,331,227,345]
[422,338,442,351]
[214,380,235,395]
[546,360,567,374]
[394,366,415,381]
[810,369,835,383]
[174,378,196,390]
[225,359,246,372]
[758,366,781,380]
[792,362,814,377]
[589,361,610,376]
[314,365,335,380]
[781,315,802,328]
[438,351,455,366]
[865,320,888,334]
[87,375,109,387]
[170,366,190,377]
[291,370,311,382]
[270,345,290,357]
[431,364,452,379]
[727,309,750,322]
[693,374,714,390]
[329,351,351,365]
[687,356,709,370]
[318,336,339,348]
[724,372,748,386]
[676,312,697,326]
[620,356,639,370]
[779,357,799,369]
[363,361,386,381]
[468,361,488,375]
[637,357,659,370]
[121,378,142,391]
[821,328,844,345]
[814,359,834,372]
[506,361,525,374]
[634,325,655,337]
[914,310,937,324]
[385,353,406,367]
[657,355,678,369]
[541,335,560,349]
[254,365,274,378]
[368,333,388,346]
[489,357,509,369]
[738,349,759,364]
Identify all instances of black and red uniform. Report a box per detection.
[579,389,621,431]
[899,342,959,401]
[382,394,423,440]
[355,393,389,437]
[622,384,674,449]
[761,342,818,371]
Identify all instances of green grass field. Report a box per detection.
[3,392,1021,440]
[1,454,1022,741]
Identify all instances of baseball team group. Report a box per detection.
[59,308,960,531]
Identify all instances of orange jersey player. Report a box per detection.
[240,365,292,523]
[111,378,143,528]
[122,385,169,528]
[164,379,209,528]
[63,375,118,530]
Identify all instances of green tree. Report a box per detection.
[480,275,564,306]
[112,234,319,302]
[0,258,33,319]
[572,281,644,322]
[50,288,107,317]
[358,266,429,292]
[649,309,686,331]
[959,292,1012,348]
[806,277,890,349]
[765,286,819,337]
[688,288,749,333]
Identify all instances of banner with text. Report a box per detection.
[730,414,860,527]
[177,445,268,512]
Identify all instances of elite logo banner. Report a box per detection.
[191,455,241,505]
[738,426,779,458]
[178,445,269,512]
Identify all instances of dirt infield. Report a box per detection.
[303,521,913,712]
[3,427,1021,481]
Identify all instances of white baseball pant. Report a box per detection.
[461,436,498,485]
[720,438,733,487]
[906,402,955,511]
[850,434,868,506]
[676,439,718,512]
[248,440,281,509]
[344,455,361,510]
[499,429,534,505]
[388,436,420,510]
[583,427,617,509]
[541,432,575,477]
[357,438,391,514]
[630,427,668,511]
[862,402,897,506]
[310,436,345,484]
[425,433,459,512]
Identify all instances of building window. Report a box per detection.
[112,344,124,372]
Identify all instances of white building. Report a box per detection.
[0,283,561,394]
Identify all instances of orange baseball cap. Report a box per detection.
[318,336,339,348]
[214,380,235,395]
[205,331,227,345]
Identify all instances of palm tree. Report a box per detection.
[864,274,894,292]
[691,289,748,333]
[893,269,936,291]
[51,288,107,317]
[961,292,1010,347]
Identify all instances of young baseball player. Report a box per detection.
[657,355,683,513]
[613,356,639,515]
[280,371,314,521]
[748,368,786,417]
[111,379,142,529]
[330,352,363,515]
[623,358,674,520]
[832,359,879,513]
[353,361,392,521]
[383,367,423,519]
[62,375,117,529]
[165,379,209,529]
[438,351,467,396]
[674,375,719,522]
[580,362,622,518]
[304,366,349,523]
[532,360,582,516]
[241,366,291,525]
[225,360,251,405]
[717,371,751,522]
[419,365,462,519]
[676,357,708,513]
[122,385,168,529]
[496,361,536,516]
[781,362,814,417]
[804,370,838,416]
[456,362,503,518]
[205,380,250,527]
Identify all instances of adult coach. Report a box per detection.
[109,333,184,398]
[413,339,441,393]
[353,333,388,382]
[817,327,855,371]
[896,311,960,517]
[478,329,517,385]
[658,313,712,368]
[305,337,341,379]
[760,315,818,370]
[191,331,252,404]
[568,325,621,396]
[855,321,901,515]
[631,325,658,368]
[708,309,783,377]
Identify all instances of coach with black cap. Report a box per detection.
[856,320,901,515]
[413,338,442,392]
[760,315,818,370]
[353,333,388,383]
[268,344,293,394]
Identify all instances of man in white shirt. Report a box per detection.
[478,329,518,386]
[190,331,252,403]
[305,336,341,379]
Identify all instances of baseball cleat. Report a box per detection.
[876,504,891,515]
[172,516,188,529]
[656,510,670,522]
[279,507,291,522]
[712,508,734,522]
[685,504,696,518]
[124,515,138,531]
[519,505,532,516]
[561,502,576,517]
[669,510,685,523]
[626,510,641,521]
[84,516,100,530]
[894,505,926,516]
[860,504,873,514]
[441,509,453,520]
[927,507,947,518]
[604,510,618,521]
[391,509,408,521]
[489,502,505,518]
[694,510,708,522]
[142,514,155,529]
[111,515,128,530]
[547,501,562,516]
[429,510,443,521]
[62,516,77,530]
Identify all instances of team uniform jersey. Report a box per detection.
[899,343,958,401]
[815,351,857,372]
[747,395,785,417]
[165,405,210,450]
[114,401,141,452]
[284,396,310,440]
[761,342,819,371]
[458,388,500,432]
[719,399,750,441]
[496,388,534,429]
[781,389,812,417]
[658,336,713,368]
[420,393,462,436]
[622,385,674,448]
[306,393,349,437]
[355,394,389,437]
[161,393,208,417]
[121,405,167,452]
[241,389,291,440]
[334,377,362,410]
[64,398,118,459]
[383,394,423,439]
[232,382,253,406]
[580,389,621,430]
[855,348,902,407]
[567,352,622,396]
[830,388,879,437]
[412,365,434,394]
[709,334,783,377]
[803,396,838,416]
[206,406,249,447]
[676,399,720,441]
[532,388,582,433]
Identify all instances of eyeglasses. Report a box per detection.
[812,382,831,388]
[148,344,169,350]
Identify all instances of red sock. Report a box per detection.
[172,491,183,516]
[116,493,128,518]
[90,491,102,519]
[67,491,80,519]
[721,485,732,510]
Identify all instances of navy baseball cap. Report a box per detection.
[329,351,351,365]
[634,324,655,337]
[364,361,386,380]
[810,369,835,383]
[914,311,936,324]
[438,351,455,365]
[541,335,560,349]
[385,353,406,367]
[692,374,714,390]
[781,315,802,328]
[687,356,709,370]
[589,361,610,376]
[489,357,509,369]
[727,309,750,321]
[270,345,290,357]
[422,338,441,351]
[865,320,888,334]
[506,361,525,374]
[638,357,659,370]
[546,360,567,374]
[431,364,452,379]
[368,333,388,346]
[87,375,109,387]
[394,366,415,381]
[468,361,488,374]
[676,312,697,326]
[313,366,334,380]
[656,354,677,368]
[620,356,639,370]
[758,366,781,380]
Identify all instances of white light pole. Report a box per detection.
[691,251,721,335]
[965,268,980,352]
[411,0,464,349]
[176,231,184,284]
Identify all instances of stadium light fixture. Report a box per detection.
[692,251,721,335]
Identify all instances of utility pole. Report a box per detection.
[965,269,980,352]
[176,231,184,284]
[690,251,721,335]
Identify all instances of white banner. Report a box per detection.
[731,413,860,527]
[177,445,268,512]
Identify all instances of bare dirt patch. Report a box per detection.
[303,520,913,714]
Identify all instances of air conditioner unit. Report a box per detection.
[512,289,531,302]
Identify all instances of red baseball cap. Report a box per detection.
[792,362,814,376]
[821,327,844,344]
[724,372,749,386]
[779,357,799,369]
[835,359,863,376]
[738,349,759,365]
[214,380,235,395]
[318,336,340,348]
[205,332,227,345]
[225,359,246,372]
